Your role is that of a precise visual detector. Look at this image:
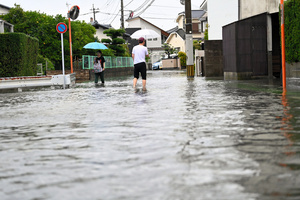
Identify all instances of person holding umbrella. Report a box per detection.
[132,37,149,90]
[94,50,106,85]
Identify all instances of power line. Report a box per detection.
[125,0,135,7]
[135,0,155,16]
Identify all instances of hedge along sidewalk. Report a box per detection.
[0,33,39,77]
[281,0,300,63]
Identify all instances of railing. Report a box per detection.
[82,55,133,69]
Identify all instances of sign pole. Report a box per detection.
[61,33,66,89]
[280,0,286,90]
[69,16,73,74]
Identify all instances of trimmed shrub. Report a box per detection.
[283,0,300,63]
[0,33,39,77]
[178,51,187,67]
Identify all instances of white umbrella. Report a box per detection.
[131,29,160,40]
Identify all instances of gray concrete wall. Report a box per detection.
[286,62,300,90]
[240,0,280,19]
[47,67,133,82]
[204,40,223,77]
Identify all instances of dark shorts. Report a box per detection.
[134,62,147,80]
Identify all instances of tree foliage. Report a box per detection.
[101,29,129,57]
[282,0,300,63]
[178,51,187,67]
[193,40,202,54]
[162,43,178,58]
[1,5,96,70]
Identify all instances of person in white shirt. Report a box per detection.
[132,37,149,90]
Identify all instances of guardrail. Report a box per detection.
[82,55,133,69]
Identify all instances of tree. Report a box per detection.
[193,40,202,54]
[204,24,209,40]
[101,29,129,57]
[178,51,187,67]
[1,5,96,70]
[162,43,178,58]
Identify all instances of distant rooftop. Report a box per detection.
[177,10,206,20]
[0,4,11,10]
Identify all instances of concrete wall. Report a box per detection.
[47,68,133,82]
[207,0,239,40]
[286,62,300,90]
[204,40,223,77]
[240,0,280,19]
[162,59,180,69]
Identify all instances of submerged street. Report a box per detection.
[0,71,299,200]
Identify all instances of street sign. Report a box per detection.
[56,22,67,34]
[56,22,67,89]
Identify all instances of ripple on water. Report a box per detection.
[0,71,299,200]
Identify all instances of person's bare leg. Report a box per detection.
[142,79,146,90]
[133,78,138,88]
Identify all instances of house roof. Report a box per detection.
[91,21,112,29]
[176,10,206,22]
[167,26,179,34]
[166,27,185,44]
[126,16,169,37]
[0,4,11,10]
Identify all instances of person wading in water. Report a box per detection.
[94,50,105,86]
[132,37,149,91]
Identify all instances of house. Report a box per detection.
[0,4,10,15]
[90,18,112,41]
[200,0,239,40]
[166,10,207,52]
[166,27,186,52]
[200,0,284,79]
[0,4,13,33]
[126,16,169,64]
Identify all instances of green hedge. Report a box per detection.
[284,0,300,63]
[0,33,39,77]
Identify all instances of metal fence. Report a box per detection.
[82,55,133,69]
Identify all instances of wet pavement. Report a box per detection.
[0,70,299,200]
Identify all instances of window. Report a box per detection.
[148,38,152,41]
[153,38,157,41]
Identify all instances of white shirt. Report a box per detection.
[132,45,148,64]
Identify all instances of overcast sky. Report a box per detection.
[1,0,202,31]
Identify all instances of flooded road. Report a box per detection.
[0,71,299,200]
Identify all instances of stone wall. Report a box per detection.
[204,40,224,77]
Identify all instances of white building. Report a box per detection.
[0,4,10,15]
[240,0,281,19]
[200,0,239,40]
[90,18,112,41]
[0,4,13,33]
[126,16,169,64]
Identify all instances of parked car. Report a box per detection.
[152,59,162,70]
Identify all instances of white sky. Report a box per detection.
[1,0,201,31]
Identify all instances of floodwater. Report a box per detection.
[0,71,299,200]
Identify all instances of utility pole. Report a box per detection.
[91,4,99,21]
[121,0,124,29]
[280,0,286,90]
[185,0,194,77]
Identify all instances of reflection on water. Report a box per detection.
[0,71,299,200]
